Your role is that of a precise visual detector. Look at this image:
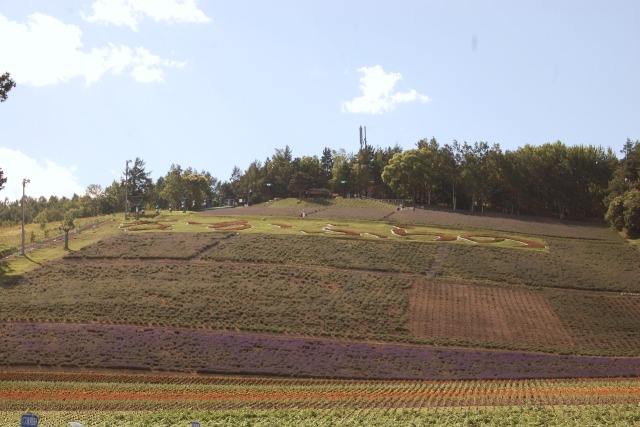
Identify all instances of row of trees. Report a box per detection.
[1,136,639,235]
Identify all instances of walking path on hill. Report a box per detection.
[427,244,449,278]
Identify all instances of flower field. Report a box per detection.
[0,373,638,425]
[2,406,640,427]
[1,201,639,424]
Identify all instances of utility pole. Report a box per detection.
[21,178,30,255]
[125,159,131,220]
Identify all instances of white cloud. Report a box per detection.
[341,65,429,114]
[0,13,185,86]
[83,0,210,31]
[0,148,85,202]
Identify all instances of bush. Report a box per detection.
[623,190,640,237]
[606,190,640,237]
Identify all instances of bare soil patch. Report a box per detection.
[408,280,574,349]
[389,208,617,240]
[64,232,233,260]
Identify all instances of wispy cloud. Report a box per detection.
[82,0,210,31]
[341,65,429,114]
[0,13,185,86]
[0,148,85,202]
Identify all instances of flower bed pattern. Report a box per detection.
[0,373,638,412]
[269,223,293,228]
[392,226,457,241]
[207,220,252,231]
[121,220,173,232]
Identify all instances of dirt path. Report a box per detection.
[426,244,449,277]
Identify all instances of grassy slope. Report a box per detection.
[1,199,639,360]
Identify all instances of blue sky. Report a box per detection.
[1,0,639,201]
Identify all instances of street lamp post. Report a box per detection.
[125,159,131,220]
[266,183,272,201]
[21,178,30,256]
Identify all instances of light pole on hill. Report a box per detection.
[125,159,131,220]
[21,178,30,256]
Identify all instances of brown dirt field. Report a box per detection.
[64,232,233,259]
[205,205,396,221]
[388,208,616,240]
[205,203,616,240]
[408,280,575,348]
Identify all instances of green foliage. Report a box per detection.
[203,233,439,274]
[1,404,639,426]
[3,260,412,340]
[127,157,153,208]
[440,237,640,293]
[0,72,16,103]
[606,189,640,237]
[0,168,6,192]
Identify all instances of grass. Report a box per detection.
[266,197,396,210]
[65,232,233,260]
[1,261,412,340]
[202,233,439,274]
[440,237,640,292]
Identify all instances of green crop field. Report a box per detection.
[1,199,639,424]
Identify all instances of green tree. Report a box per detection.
[160,165,219,210]
[183,169,215,210]
[606,189,640,237]
[289,156,324,197]
[320,147,334,185]
[0,72,16,103]
[159,164,186,210]
[80,184,105,216]
[370,145,402,199]
[330,149,353,196]
[381,150,423,202]
[268,146,294,198]
[127,157,153,214]
[59,211,76,250]
[0,168,6,192]
[441,141,462,210]
[102,180,124,214]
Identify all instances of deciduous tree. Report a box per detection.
[0,168,6,192]
[59,211,76,250]
[0,72,16,103]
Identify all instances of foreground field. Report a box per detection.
[0,371,638,426]
[1,197,639,427]
[3,406,639,427]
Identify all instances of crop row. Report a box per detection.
[3,322,640,379]
[3,405,640,427]
[0,374,638,411]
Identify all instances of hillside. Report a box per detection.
[0,199,639,380]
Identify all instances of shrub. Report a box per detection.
[606,190,640,237]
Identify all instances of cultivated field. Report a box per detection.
[1,198,639,424]
[0,372,639,426]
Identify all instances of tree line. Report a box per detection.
[1,136,639,236]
